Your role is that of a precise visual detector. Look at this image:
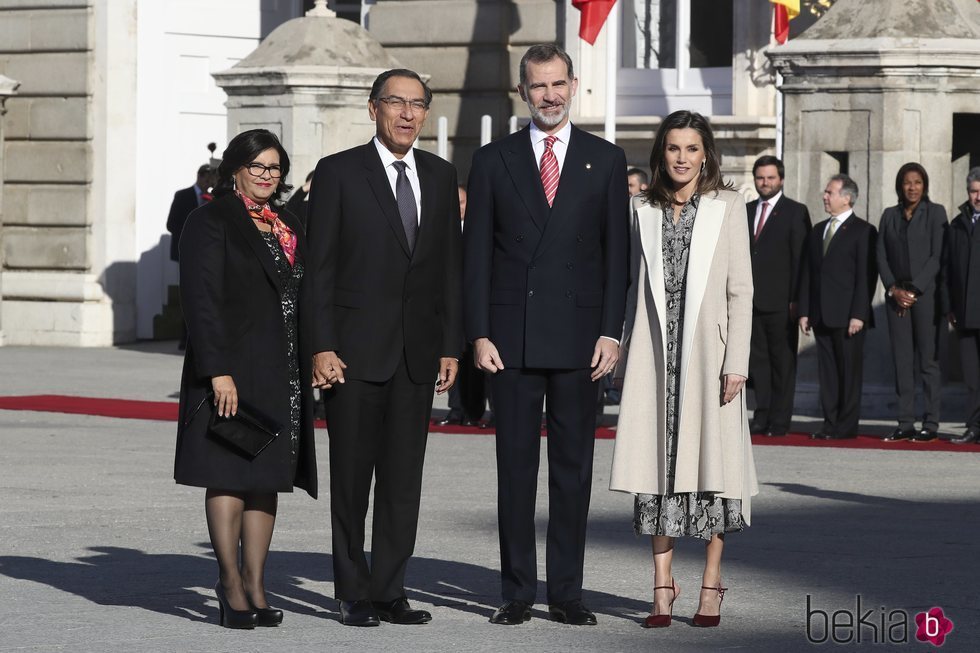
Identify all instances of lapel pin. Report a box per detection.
[585,163,592,170]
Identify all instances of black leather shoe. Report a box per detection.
[435,413,462,426]
[912,428,938,442]
[883,428,915,442]
[749,421,769,435]
[810,431,832,440]
[461,419,481,427]
[765,430,787,437]
[214,582,257,629]
[489,600,531,625]
[372,598,431,625]
[951,428,979,444]
[339,600,380,627]
[246,594,283,627]
[548,600,597,626]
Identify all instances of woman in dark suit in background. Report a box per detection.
[878,162,947,443]
[175,129,317,628]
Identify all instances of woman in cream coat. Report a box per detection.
[610,110,757,628]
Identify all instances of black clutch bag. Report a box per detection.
[207,399,282,459]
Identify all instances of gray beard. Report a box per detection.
[528,102,568,128]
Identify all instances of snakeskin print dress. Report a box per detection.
[633,196,746,540]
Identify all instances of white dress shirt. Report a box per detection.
[373,137,422,223]
[753,190,782,235]
[823,208,853,238]
[529,120,572,173]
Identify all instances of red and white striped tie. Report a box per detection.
[539,135,560,207]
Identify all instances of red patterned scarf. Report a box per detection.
[236,191,297,267]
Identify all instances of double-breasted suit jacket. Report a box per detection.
[307,142,463,383]
[943,202,980,329]
[611,191,758,522]
[174,192,317,497]
[463,125,628,367]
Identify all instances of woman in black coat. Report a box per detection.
[175,129,317,628]
[877,162,947,442]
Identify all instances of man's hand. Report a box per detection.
[722,374,746,405]
[313,351,347,389]
[436,357,459,395]
[211,375,238,417]
[847,318,864,337]
[948,312,957,326]
[590,338,619,382]
[799,316,811,335]
[474,337,505,373]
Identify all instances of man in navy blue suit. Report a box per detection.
[463,43,628,626]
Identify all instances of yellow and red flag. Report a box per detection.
[770,0,800,44]
[572,0,617,45]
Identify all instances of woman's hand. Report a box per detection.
[722,374,746,405]
[211,375,238,417]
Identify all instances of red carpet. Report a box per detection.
[1,394,979,452]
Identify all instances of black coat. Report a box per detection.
[942,202,980,328]
[166,186,199,262]
[798,213,877,329]
[173,193,317,498]
[877,201,947,316]
[746,194,811,312]
[306,142,463,383]
[463,125,629,368]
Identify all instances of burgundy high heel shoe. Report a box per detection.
[692,583,727,627]
[642,578,679,628]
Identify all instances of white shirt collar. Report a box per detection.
[373,136,418,172]
[831,208,853,224]
[759,191,782,207]
[529,120,572,147]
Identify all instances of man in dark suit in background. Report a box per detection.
[464,44,628,627]
[166,164,214,262]
[798,174,877,440]
[945,167,980,444]
[307,69,463,627]
[746,155,811,437]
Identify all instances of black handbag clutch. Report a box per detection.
[207,398,282,459]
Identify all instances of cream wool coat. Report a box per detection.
[610,189,759,524]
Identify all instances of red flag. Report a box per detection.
[572,0,617,46]
[770,0,799,45]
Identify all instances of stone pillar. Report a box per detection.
[767,0,980,415]
[213,3,402,186]
[0,75,21,346]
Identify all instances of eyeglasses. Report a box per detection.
[377,96,429,113]
[244,163,282,179]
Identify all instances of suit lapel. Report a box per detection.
[224,195,284,295]
[536,127,589,256]
[502,127,548,234]
[362,143,412,258]
[636,202,667,357]
[824,214,853,257]
[412,152,439,265]
[680,195,725,396]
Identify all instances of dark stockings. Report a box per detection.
[205,490,278,611]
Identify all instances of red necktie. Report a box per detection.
[539,135,560,207]
[754,201,769,241]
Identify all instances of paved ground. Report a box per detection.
[0,343,977,652]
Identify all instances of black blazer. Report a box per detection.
[877,201,947,312]
[798,213,877,329]
[463,125,629,369]
[746,194,811,312]
[306,142,463,384]
[166,186,199,262]
[942,202,980,328]
[174,192,317,497]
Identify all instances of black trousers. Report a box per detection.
[325,356,435,601]
[446,343,486,421]
[491,367,596,605]
[955,326,980,430]
[885,296,942,430]
[749,308,799,432]
[814,324,865,437]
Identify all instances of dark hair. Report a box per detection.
[752,155,785,179]
[519,43,575,87]
[369,69,433,108]
[830,173,858,207]
[894,162,930,207]
[196,164,213,177]
[215,129,292,203]
[645,110,732,207]
[627,167,649,184]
